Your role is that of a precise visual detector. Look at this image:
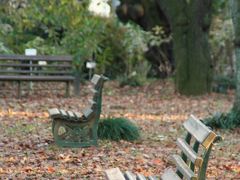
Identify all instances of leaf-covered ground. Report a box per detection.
[0,80,239,179]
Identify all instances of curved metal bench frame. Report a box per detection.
[48,74,108,148]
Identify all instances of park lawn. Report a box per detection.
[0,80,239,179]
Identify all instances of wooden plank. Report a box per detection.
[48,108,62,119]
[0,54,72,61]
[91,74,101,84]
[89,99,96,105]
[48,108,60,116]
[82,108,93,119]
[136,173,147,180]
[59,109,68,119]
[90,88,98,94]
[176,138,203,167]
[105,168,125,180]
[148,176,158,180]
[0,70,72,75]
[161,168,181,180]
[66,111,75,121]
[0,64,71,68]
[172,155,197,180]
[183,115,216,148]
[124,171,136,180]
[0,75,74,81]
[74,112,83,120]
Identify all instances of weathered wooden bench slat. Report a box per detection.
[124,171,136,180]
[105,168,125,180]
[48,108,61,118]
[183,115,217,149]
[90,88,98,94]
[89,99,97,106]
[172,154,197,180]
[0,75,74,81]
[59,109,68,119]
[136,173,147,180]
[176,138,203,167]
[66,111,75,121]
[0,70,72,75]
[74,112,83,119]
[161,168,181,180]
[0,63,71,68]
[0,55,72,61]
[91,74,101,85]
[148,176,158,180]
[82,107,93,119]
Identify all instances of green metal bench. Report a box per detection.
[48,74,108,148]
[105,115,222,180]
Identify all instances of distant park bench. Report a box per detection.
[0,54,78,97]
[48,74,108,148]
[105,115,222,180]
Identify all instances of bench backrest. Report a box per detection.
[163,115,221,180]
[0,54,73,77]
[87,74,108,118]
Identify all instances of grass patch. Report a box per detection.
[98,118,140,141]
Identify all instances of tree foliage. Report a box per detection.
[0,0,155,81]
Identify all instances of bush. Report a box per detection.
[204,110,240,129]
[212,75,236,93]
[98,118,140,141]
[0,0,154,81]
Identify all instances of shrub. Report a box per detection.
[98,117,140,141]
[204,110,240,129]
[212,75,236,93]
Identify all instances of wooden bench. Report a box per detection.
[48,74,108,148]
[105,115,222,180]
[0,54,77,97]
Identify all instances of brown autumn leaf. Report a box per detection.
[47,166,55,173]
[152,159,162,166]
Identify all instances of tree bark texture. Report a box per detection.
[157,0,213,95]
[231,0,240,112]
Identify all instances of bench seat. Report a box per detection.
[48,108,94,123]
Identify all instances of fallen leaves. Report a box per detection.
[0,81,239,179]
[224,164,240,173]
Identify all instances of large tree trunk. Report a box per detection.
[231,0,240,112]
[157,0,213,95]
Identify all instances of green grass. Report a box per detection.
[98,117,140,141]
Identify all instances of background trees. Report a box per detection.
[0,0,155,82]
[0,0,237,98]
[157,0,213,95]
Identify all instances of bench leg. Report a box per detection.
[74,72,80,96]
[17,81,21,98]
[65,81,70,97]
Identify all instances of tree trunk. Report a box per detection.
[157,0,213,95]
[231,0,240,112]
